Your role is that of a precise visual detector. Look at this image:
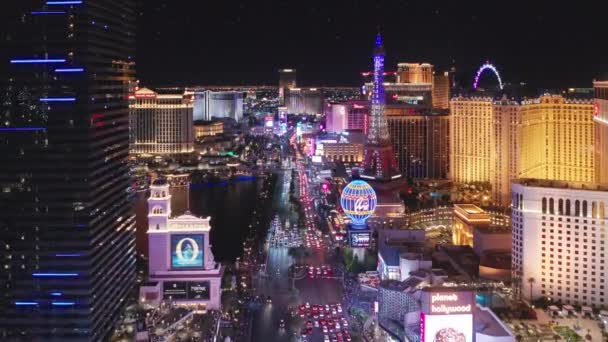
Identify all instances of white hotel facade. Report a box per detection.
[512,179,608,306]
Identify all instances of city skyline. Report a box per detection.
[138,0,607,88]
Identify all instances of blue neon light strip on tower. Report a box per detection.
[40,97,76,102]
[55,68,84,73]
[0,127,46,131]
[55,253,82,257]
[15,302,39,306]
[31,11,66,15]
[46,1,83,5]
[52,302,76,306]
[33,272,79,277]
[10,59,66,64]
[50,292,63,296]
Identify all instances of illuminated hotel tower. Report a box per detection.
[362,33,401,181]
[0,1,136,340]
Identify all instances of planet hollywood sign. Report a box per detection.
[430,293,472,315]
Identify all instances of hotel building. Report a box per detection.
[387,111,450,179]
[278,68,297,105]
[0,1,137,340]
[194,121,224,139]
[193,90,244,122]
[512,179,608,306]
[324,100,368,133]
[129,88,194,155]
[285,88,324,115]
[450,95,595,205]
[595,81,608,184]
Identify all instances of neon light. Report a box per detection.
[15,302,38,306]
[32,272,79,277]
[0,127,45,131]
[10,59,66,64]
[50,292,63,296]
[55,254,81,257]
[473,62,504,90]
[46,1,83,4]
[31,11,66,15]
[40,97,76,102]
[52,302,75,306]
[55,68,84,73]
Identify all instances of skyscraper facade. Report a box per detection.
[361,34,400,181]
[324,100,368,133]
[396,63,434,84]
[512,179,608,306]
[594,81,608,184]
[386,112,449,179]
[129,88,194,155]
[0,1,136,340]
[432,71,451,110]
[285,88,324,115]
[450,95,595,205]
[193,90,244,122]
[278,68,296,105]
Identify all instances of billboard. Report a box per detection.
[171,234,204,269]
[421,313,473,342]
[163,281,188,300]
[163,281,211,300]
[420,290,474,342]
[350,231,371,247]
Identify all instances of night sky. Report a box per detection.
[138,0,607,89]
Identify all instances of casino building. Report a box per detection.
[139,180,223,310]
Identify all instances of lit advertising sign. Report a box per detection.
[171,234,204,269]
[163,281,188,300]
[265,116,274,127]
[350,231,371,247]
[430,293,472,314]
[163,281,211,300]
[188,281,211,300]
[421,291,474,342]
[421,313,473,342]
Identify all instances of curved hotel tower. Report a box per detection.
[0,1,136,340]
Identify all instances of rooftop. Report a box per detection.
[454,204,484,214]
[380,279,410,292]
[474,305,514,338]
[514,178,608,192]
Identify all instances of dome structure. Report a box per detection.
[340,180,377,226]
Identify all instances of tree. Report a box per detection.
[512,276,522,300]
[527,277,536,301]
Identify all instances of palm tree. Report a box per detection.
[527,277,536,301]
[512,276,521,300]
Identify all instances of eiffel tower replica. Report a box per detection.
[361,33,402,183]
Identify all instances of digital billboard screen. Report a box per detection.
[163,282,188,300]
[350,231,371,247]
[188,281,210,300]
[163,281,211,300]
[171,234,204,269]
[421,313,473,342]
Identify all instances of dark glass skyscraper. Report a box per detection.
[0,1,136,340]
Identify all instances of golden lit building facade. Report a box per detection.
[450,95,595,206]
[397,63,433,84]
[129,88,194,155]
[194,121,223,139]
[432,72,451,110]
[452,204,490,247]
[323,143,363,163]
[450,96,495,192]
